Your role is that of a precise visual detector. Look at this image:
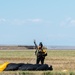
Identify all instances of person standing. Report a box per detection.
[34,40,47,64]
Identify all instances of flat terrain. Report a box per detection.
[0,49,75,71]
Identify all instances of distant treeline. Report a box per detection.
[18,45,35,49]
[0,45,35,50]
[18,45,47,49]
[0,45,47,50]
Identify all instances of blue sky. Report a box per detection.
[0,0,75,46]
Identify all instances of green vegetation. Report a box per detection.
[1,71,75,75]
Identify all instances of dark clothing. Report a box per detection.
[36,56,44,64]
[35,49,47,64]
[39,42,43,48]
[34,41,47,64]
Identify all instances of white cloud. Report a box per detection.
[0,18,43,25]
[12,19,26,25]
[66,17,71,22]
[0,18,52,26]
[70,20,75,25]
[12,18,43,25]
[60,17,75,27]
[27,19,43,23]
[0,18,6,23]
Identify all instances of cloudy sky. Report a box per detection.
[0,0,75,46]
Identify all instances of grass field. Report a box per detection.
[0,49,75,75]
